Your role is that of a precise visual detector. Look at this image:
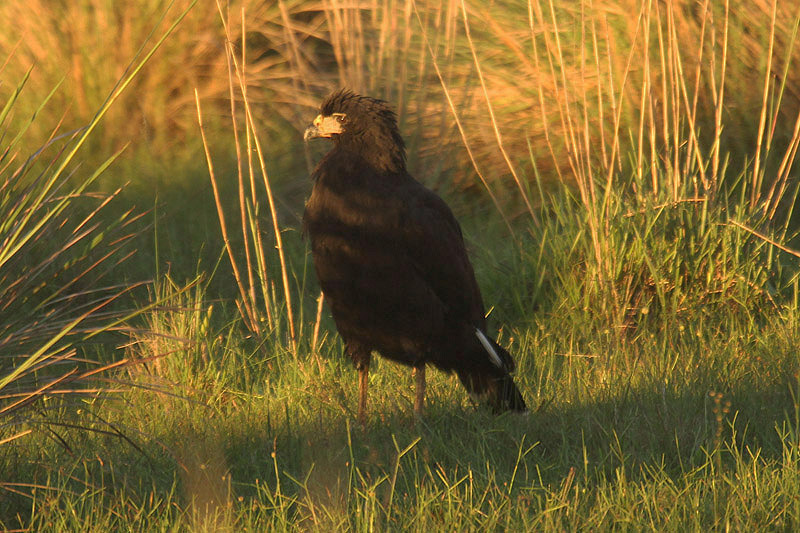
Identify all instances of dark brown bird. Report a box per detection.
[303,89,526,424]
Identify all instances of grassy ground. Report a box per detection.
[3,0,800,530]
[4,272,800,530]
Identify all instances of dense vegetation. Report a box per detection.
[2,0,800,530]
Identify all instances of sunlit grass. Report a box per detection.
[1,1,798,196]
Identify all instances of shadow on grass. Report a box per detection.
[2,350,797,529]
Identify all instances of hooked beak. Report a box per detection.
[303,124,322,141]
[303,113,345,142]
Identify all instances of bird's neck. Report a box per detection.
[336,133,406,174]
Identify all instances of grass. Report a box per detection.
[4,292,800,530]
[2,0,800,530]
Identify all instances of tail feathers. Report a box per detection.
[457,369,527,413]
[490,337,515,372]
[457,328,526,412]
[474,329,515,372]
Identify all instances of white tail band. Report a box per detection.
[475,329,503,368]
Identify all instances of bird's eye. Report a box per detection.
[333,113,346,123]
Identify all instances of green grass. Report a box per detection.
[3,276,800,530]
[4,173,800,529]
[3,0,800,530]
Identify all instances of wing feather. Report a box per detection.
[399,181,486,328]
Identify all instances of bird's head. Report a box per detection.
[304,89,406,173]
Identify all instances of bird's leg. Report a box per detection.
[357,360,370,428]
[413,364,426,417]
[348,345,371,428]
